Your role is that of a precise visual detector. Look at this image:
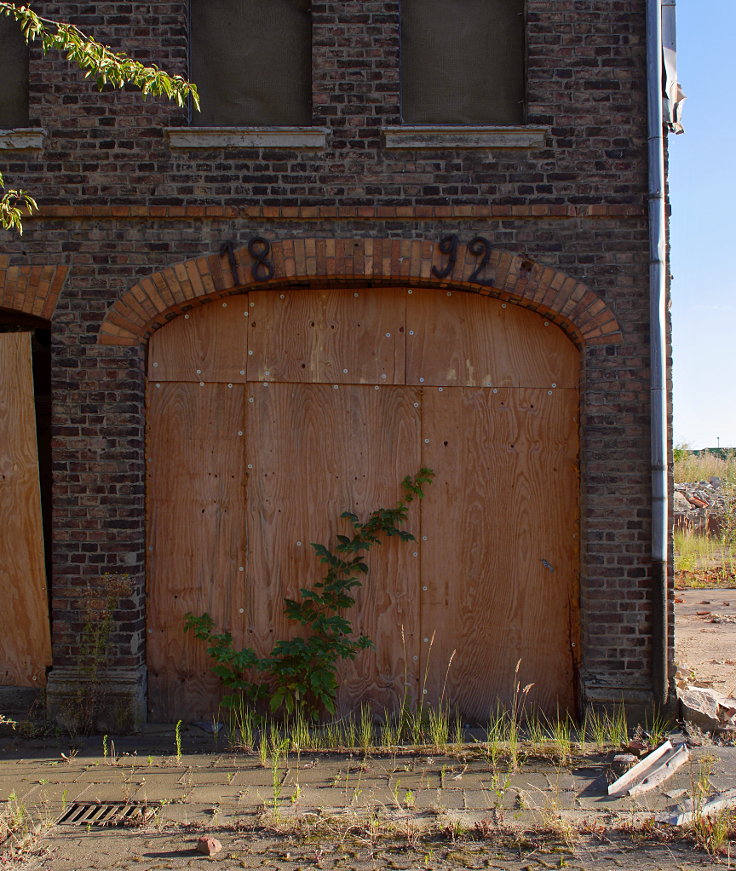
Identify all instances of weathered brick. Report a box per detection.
[0,0,672,721]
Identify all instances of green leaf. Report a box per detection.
[184,468,432,717]
[0,2,199,234]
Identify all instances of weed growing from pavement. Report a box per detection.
[258,732,269,768]
[358,704,373,756]
[210,695,644,772]
[642,708,672,747]
[580,703,629,751]
[545,711,574,765]
[228,701,256,750]
[0,790,51,859]
[63,573,133,734]
[269,737,288,821]
[174,719,183,763]
[691,806,736,856]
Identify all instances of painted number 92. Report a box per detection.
[431,234,494,287]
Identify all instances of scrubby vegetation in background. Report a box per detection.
[674,446,736,587]
[674,445,736,484]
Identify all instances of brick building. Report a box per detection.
[0,1,678,728]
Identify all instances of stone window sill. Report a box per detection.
[0,128,45,150]
[166,127,330,149]
[382,125,549,150]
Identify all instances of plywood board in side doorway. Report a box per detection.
[0,332,51,686]
[419,386,579,718]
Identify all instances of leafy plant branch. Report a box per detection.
[0,2,199,232]
[185,467,434,719]
[0,172,36,234]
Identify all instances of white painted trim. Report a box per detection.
[166,127,330,149]
[0,128,45,150]
[383,125,549,150]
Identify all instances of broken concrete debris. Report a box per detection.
[607,740,690,798]
[658,787,736,826]
[674,479,734,534]
[677,685,736,732]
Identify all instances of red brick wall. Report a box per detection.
[0,0,671,721]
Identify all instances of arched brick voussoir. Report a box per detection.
[0,258,69,321]
[98,238,622,347]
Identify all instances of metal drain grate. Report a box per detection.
[57,801,159,827]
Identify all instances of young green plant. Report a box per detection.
[185,468,434,719]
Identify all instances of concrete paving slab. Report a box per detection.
[2,733,736,870]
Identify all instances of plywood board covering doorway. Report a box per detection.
[0,332,51,687]
[146,287,580,721]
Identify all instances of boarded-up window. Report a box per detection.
[0,14,29,128]
[401,0,525,125]
[191,0,311,127]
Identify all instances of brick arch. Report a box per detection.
[98,238,621,347]
[0,257,68,321]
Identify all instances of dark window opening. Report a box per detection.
[190,0,312,127]
[401,0,525,125]
[0,14,29,128]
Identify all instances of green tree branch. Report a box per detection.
[0,2,199,233]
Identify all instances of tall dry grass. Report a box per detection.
[674,448,736,484]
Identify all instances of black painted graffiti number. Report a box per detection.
[431,234,459,279]
[248,236,275,282]
[468,236,494,287]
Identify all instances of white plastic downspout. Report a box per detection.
[647,0,669,707]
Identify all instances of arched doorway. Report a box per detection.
[145,286,580,721]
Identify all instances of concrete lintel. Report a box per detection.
[0,128,46,150]
[166,127,330,150]
[383,125,549,150]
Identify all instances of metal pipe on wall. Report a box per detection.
[647,0,670,707]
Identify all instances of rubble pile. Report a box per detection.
[674,477,734,535]
[676,680,736,733]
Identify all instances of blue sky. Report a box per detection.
[669,0,736,449]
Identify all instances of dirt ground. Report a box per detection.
[18,826,735,871]
[674,587,736,696]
